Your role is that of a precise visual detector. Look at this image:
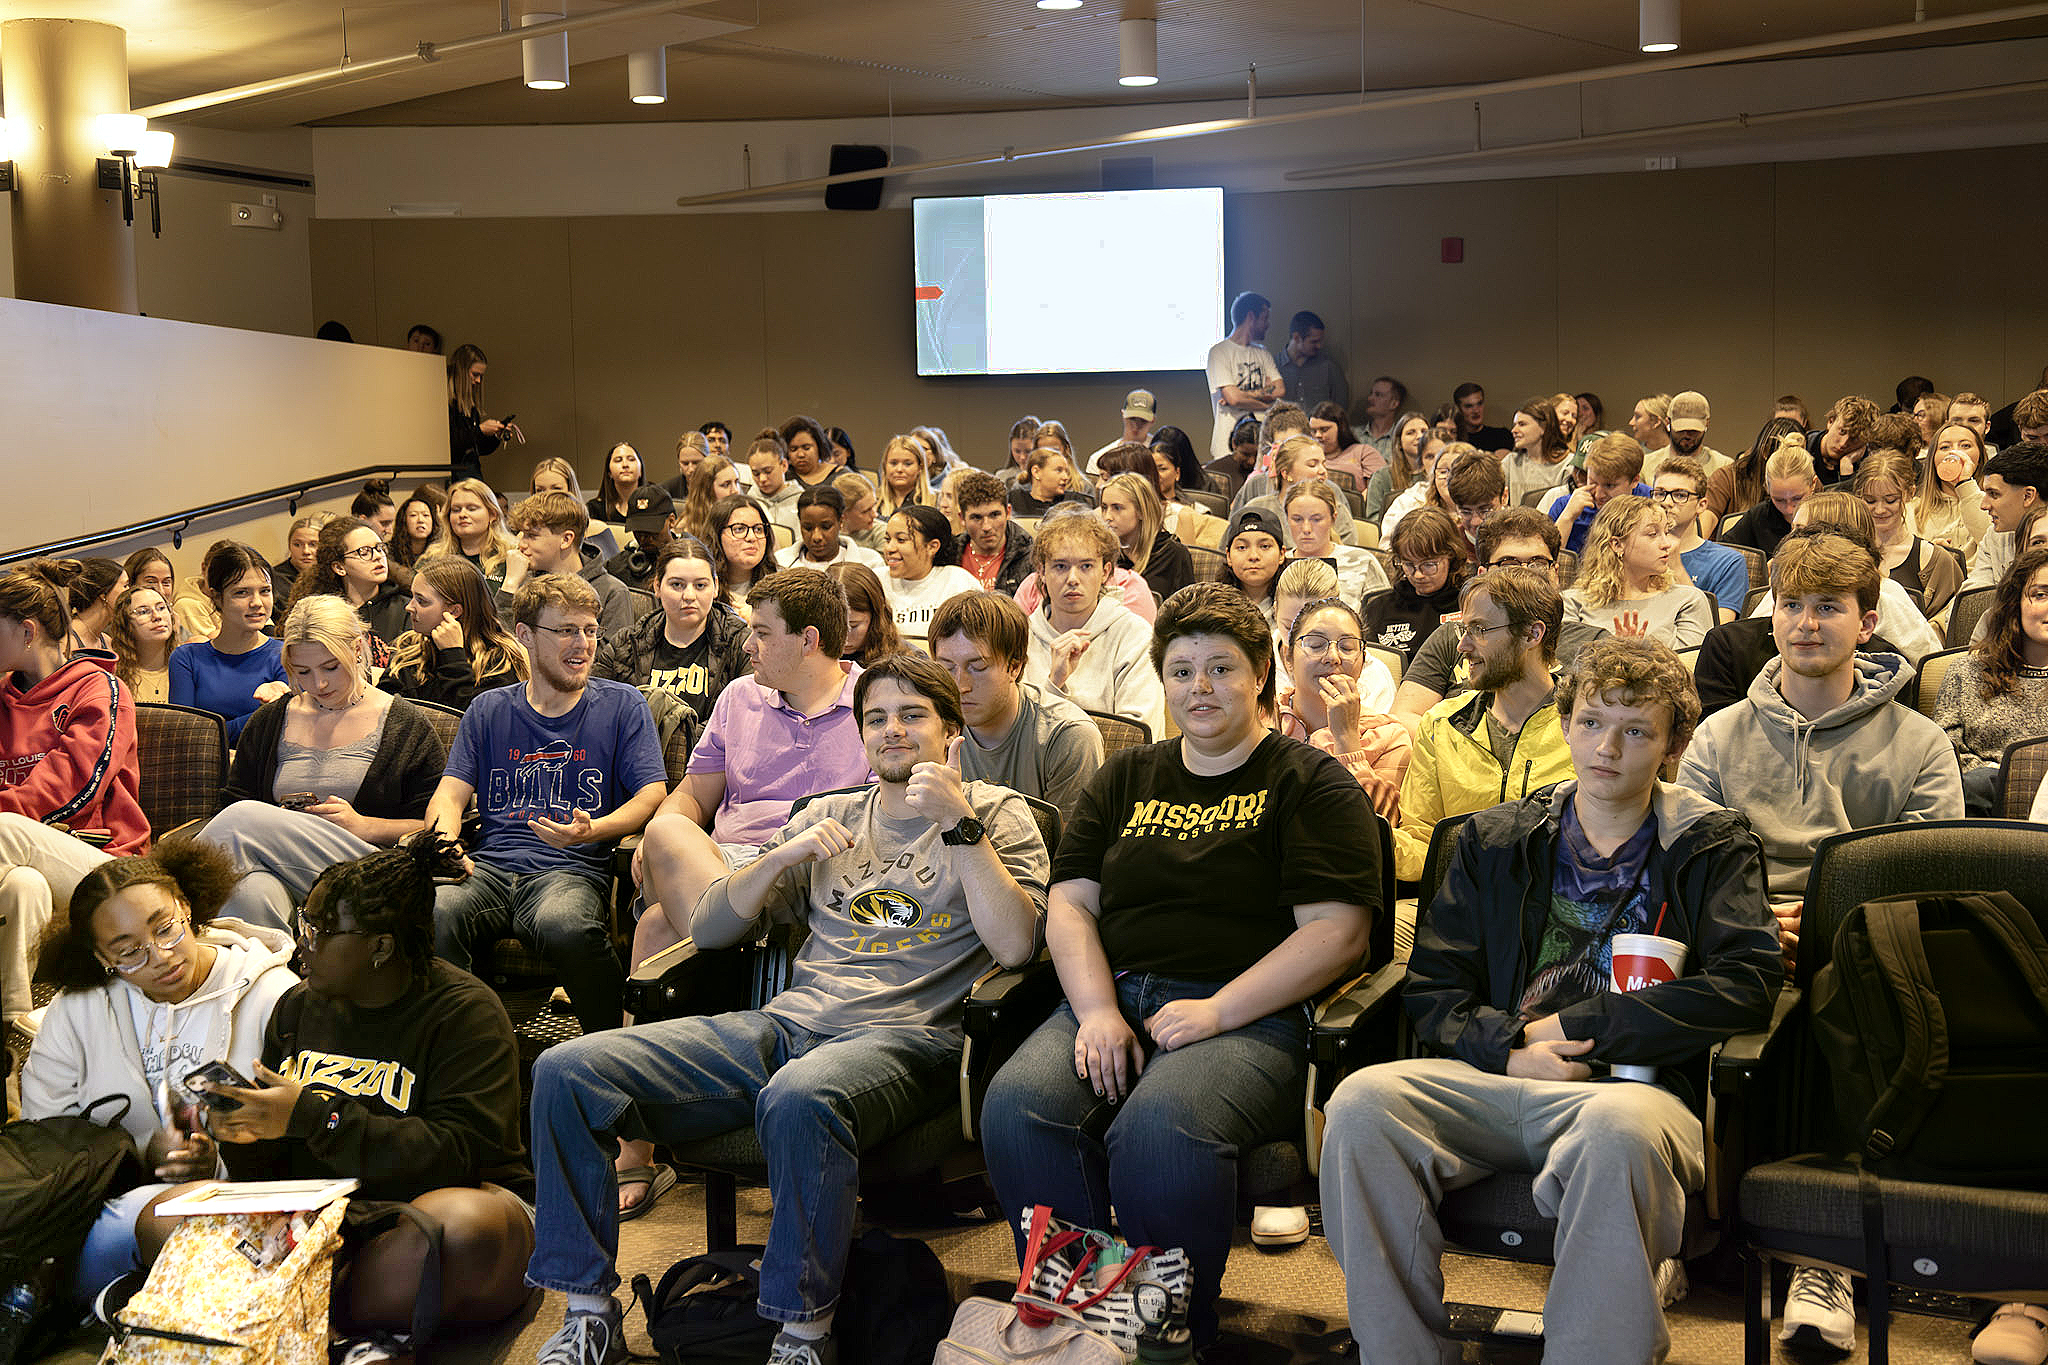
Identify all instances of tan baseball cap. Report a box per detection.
[1670,391,1711,433]
[1122,389,1157,421]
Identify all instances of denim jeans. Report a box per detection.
[432,860,618,1035]
[70,1183,174,1306]
[524,1010,959,1324]
[980,973,1310,1345]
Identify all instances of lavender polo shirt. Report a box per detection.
[687,660,872,846]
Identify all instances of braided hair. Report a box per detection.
[301,833,469,976]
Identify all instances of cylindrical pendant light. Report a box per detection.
[1639,0,1680,53]
[522,11,569,90]
[628,47,666,103]
[1118,17,1158,86]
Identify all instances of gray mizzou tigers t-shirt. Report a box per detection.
[738,780,1048,1037]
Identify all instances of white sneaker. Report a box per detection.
[1654,1257,1688,1309]
[1779,1265,1856,1353]
[1249,1205,1310,1247]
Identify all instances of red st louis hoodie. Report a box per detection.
[0,651,149,854]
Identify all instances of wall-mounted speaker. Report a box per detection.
[825,144,889,211]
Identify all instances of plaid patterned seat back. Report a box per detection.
[134,703,229,837]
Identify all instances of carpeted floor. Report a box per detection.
[34,1172,1981,1365]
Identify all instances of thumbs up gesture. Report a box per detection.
[906,734,974,827]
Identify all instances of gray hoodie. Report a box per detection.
[22,919,299,1156]
[1675,652,1963,897]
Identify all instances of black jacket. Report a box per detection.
[951,522,1036,598]
[1719,497,1795,558]
[1407,780,1782,1108]
[448,405,500,485]
[225,695,447,820]
[1693,617,1904,718]
[592,602,751,696]
[1125,529,1193,602]
[384,644,523,712]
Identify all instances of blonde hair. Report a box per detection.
[1574,494,1672,608]
[1764,442,1818,486]
[1099,473,1164,573]
[1273,434,1324,486]
[680,455,736,543]
[878,435,934,518]
[425,478,514,576]
[529,456,586,502]
[278,596,373,707]
[1915,422,1987,524]
[1275,557,1338,604]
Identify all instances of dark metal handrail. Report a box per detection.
[11,464,453,559]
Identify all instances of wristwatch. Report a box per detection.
[940,816,986,847]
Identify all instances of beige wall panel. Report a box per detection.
[308,218,380,347]
[1556,163,1778,432]
[365,217,576,491]
[1347,177,1562,422]
[1223,188,1356,402]
[1,296,444,555]
[133,177,316,338]
[564,214,770,486]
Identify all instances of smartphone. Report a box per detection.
[279,792,317,812]
[185,1060,253,1112]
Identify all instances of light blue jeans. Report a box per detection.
[71,1182,174,1306]
[523,1010,959,1324]
[979,972,1310,1345]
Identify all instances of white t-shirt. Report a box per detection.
[1207,337,1281,460]
[794,539,886,574]
[885,565,981,640]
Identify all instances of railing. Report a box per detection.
[12,464,454,559]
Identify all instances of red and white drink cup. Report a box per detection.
[1609,932,1687,1082]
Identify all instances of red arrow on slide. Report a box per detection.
[914,285,944,301]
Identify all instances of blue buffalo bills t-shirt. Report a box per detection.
[444,679,667,878]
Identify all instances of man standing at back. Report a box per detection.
[1276,310,1348,414]
[1674,528,1960,1351]
[427,574,669,1037]
[1085,390,1159,476]
[1451,383,1512,454]
[930,592,1104,821]
[1207,291,1285,460]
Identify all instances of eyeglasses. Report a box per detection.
[1486,555,1554,570]
[1456,619,1515,642]
[531,623,602,643]
[724,523,769,540]
[342,544,389,562]
[295,909,367,952]
[1296,634,1363,659]
[1649,489,1699,505]
[103,916,189,973]
[1397,558,1447,577]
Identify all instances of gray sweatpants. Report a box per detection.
[0,813,112,1022]
[198,799,379,932]
[1320,1056,1703,1365]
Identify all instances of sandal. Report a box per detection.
[616,1163,677,1222]
[1975,1304,2048,1365]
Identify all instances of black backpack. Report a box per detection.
[632,1248,778,1365]
[1811,891,2048,1186]
[0,1104,145,1282]
[632,1231,952,1365]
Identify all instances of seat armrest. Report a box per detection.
[1712,985,1801,1097]
[960,956,1062,1142]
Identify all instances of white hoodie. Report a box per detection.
[22,919,299,1155]
[1024,597,1167,741]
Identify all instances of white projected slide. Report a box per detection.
[913,188,1223,376]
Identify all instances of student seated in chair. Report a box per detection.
[1321,637,1782,1364]
[526,654,1048,1365]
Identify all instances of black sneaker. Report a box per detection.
[537,1301,626,1365]
[766,1331,837,1365]
[91,1270,145,1331]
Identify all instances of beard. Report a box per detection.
[873,753,919,783]
[1469,646,1526,694]
[1673,431,1704,454]
[532,650,588,693]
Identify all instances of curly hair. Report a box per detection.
[108,585,175,690]
[1573,495,1672,609]
[303,834,470,976]
[1971,545,2048,701]
[39,840,243,991]
[282,515,383,619]
[1555,635,1701,750]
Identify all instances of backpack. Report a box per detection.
[0,1105,144,1281]
[632,1248,778,1365]
[631,1232,952,1365]
[1810,891,2048,1186]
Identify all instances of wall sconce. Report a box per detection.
[96,112,174,237]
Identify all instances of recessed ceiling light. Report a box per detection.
[1037,0,1083,10]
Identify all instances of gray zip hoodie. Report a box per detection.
[1675,651,1963,897]
[22,919,299,1155]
